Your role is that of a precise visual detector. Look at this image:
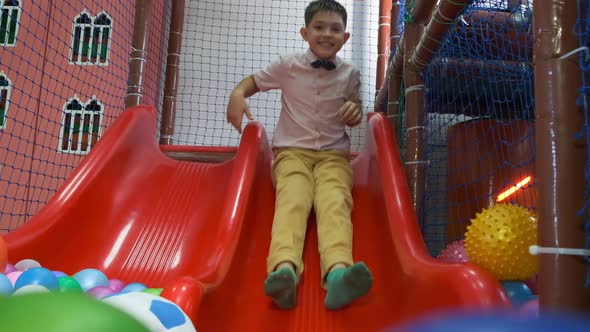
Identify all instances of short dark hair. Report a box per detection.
[304,0,348,28]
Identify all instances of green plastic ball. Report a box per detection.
[0,292,150,331]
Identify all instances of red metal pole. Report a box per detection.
[533,0,590,313]
[410,0,473,71]
[410,0,436,23]
[126,0,152,108]
[402,0,435,214]
[160,0,186,145]
[402,22,425,214]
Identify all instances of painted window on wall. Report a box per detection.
[0,72,10,129]
[0,0,21,47]
[59,96,103,154]
[70,11,112,65]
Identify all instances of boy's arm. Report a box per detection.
[339,69,363,127]
[227,76,260,133]
[338,101,362,127]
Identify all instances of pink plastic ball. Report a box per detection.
[3,263,16,274]
[87,286,116,299]
[108,278,125,292]
[437,240,469,263]
[6,271,23,286]
[519,298,539,318]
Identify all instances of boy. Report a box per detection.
[226,0,372,310]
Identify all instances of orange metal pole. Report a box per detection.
[376,0,393,93]
[375,1,401,113]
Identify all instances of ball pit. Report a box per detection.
[0,258,197,331]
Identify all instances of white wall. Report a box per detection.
[175,0,380,150]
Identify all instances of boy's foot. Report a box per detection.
[324,262,373,310]
[264,267,298,309]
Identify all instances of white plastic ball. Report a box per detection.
[12,284,50,295]
[102,292,196,332]
[14,259,42,271]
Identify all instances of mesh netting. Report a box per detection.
[0,1,379,231]
[174,0,380,150]
[575,0,590,285]
[416,0,535,255]
[0,1,170,230]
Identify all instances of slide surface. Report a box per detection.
[4,105,509,331]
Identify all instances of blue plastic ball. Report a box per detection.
[389,311,590,332]
[0,273,14,295]
[502,281,536,306]
[120,282,147,293]
[14,267,59,291]
[73,268,109,292]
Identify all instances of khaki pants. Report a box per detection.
[267,147,354,285]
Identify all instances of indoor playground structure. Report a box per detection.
[0,0,589,331]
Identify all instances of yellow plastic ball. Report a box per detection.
[464,203,538,280]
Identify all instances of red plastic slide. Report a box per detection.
[4,105,509,331]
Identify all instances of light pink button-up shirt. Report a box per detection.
[253,49,361,152]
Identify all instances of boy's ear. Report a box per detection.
[300,26,309,41]
[343,32,351,44]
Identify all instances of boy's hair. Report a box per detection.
[304,0,348,28]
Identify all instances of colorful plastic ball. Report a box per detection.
[14,259,42,271]
[388,310,590,332]
[14,267,59,291]
[121,282,147,293]
[0,293,151,332]
[465,204,538,280]
[519,298,539,318]
[0,273,14,295]
[6,271,23,286]
[0,236,7,273]
[109,278,126,292]
[87,286,116,299]
[3,263,16,274]
[53,271,68,278]
[103,292,196,331]
[501,281,535,306]
[13,284,50,295]
[437,240,469,263]
[58,276,83,293]
[73,268,109,292]
[143,288,164,296]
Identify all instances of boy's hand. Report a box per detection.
[338,101,362,127]
[226,92,255,133]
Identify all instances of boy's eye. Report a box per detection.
[311,24,343,33]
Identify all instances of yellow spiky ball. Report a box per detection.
[464,203,538,281]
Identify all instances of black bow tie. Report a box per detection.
[311,59,336,71]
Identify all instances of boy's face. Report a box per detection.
[300,11,350,60]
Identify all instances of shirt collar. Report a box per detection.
[305,49,340,66]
